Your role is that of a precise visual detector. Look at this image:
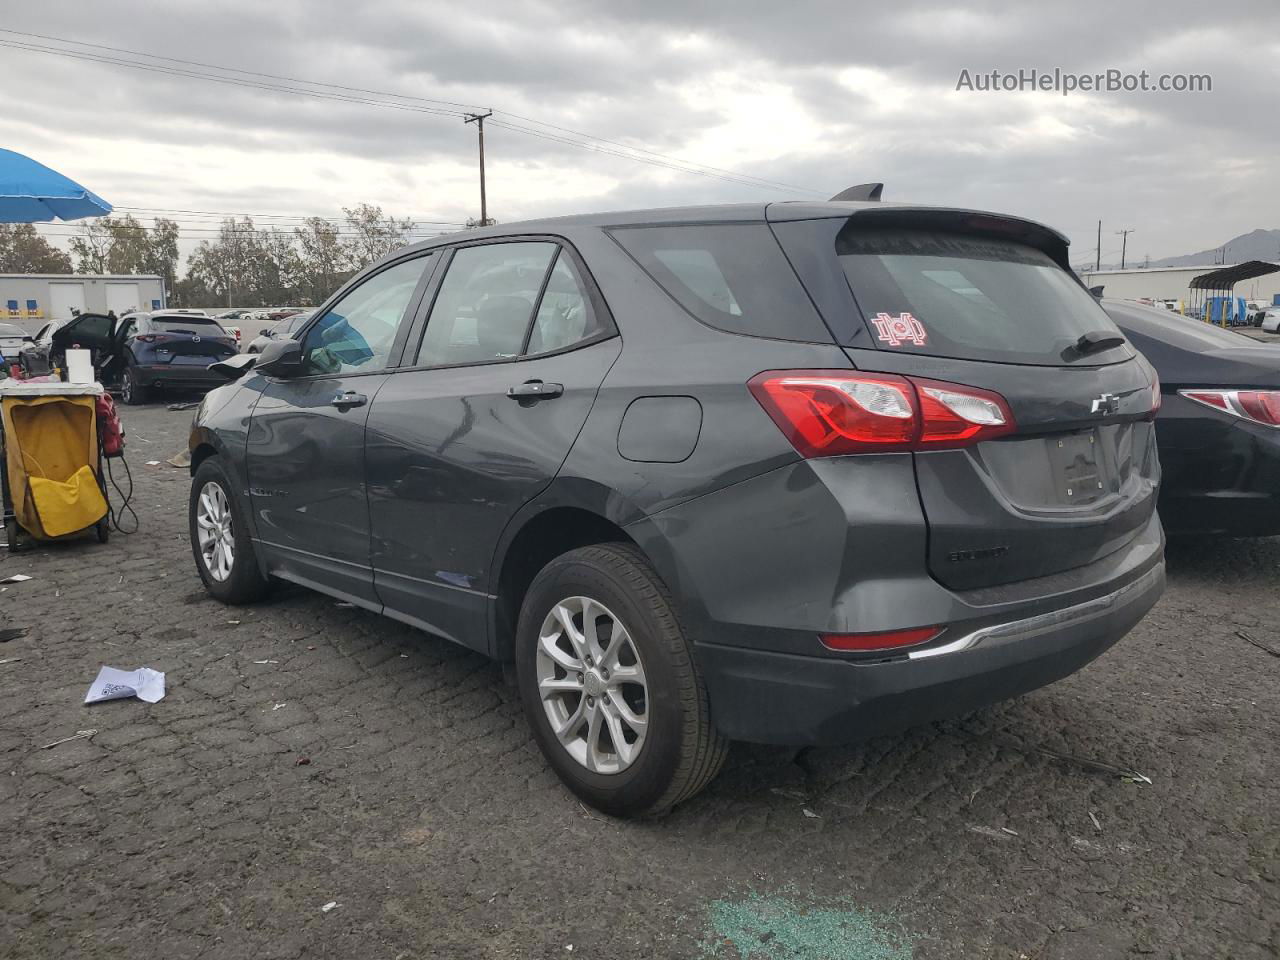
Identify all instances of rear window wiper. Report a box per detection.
[1074,330,1126,355]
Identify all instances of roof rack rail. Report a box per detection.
[829,182,883,202]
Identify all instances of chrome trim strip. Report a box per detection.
[907,563,1163,661]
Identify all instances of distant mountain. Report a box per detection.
[1150,228,1280,268]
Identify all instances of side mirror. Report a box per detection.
[255,337,304,377]
[210,353,257,381]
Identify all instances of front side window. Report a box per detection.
[301,256,429,375]
[415,242,557,367]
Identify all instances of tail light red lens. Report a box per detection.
[135,333,173,344]
[1180,389,1280,427]
[749,370,1015,456]
[820,626,943,652]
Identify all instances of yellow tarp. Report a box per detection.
[2,394,107,539]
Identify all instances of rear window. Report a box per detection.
[839,228,1131,365]
[152,316,225,334]
[609,223,830,342]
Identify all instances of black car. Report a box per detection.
[1105,299,1280,536]
[188,199,1165,816]
[41,310,238,403]
[246,310,312,354]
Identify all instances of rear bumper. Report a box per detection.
[626,456,1165,746]
[1155,403,1280,537]
[133,363,227,389]
[697,559,1164,745]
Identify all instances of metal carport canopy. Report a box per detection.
[1189,260,1280,290]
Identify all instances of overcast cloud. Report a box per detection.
[4,1,1278,267]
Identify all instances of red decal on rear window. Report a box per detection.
[872,312,928,347]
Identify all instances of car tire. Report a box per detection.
[515,543,728,817]
[189,457,271,604]
[120,364,150,406]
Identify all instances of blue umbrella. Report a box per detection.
[0,147,112,222]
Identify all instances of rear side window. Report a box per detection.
[610,223,831,342]
[416,242,556,366]
[527,251,605,354]
[839,228,1131,365]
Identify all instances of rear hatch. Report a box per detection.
[146,316,238,363]
[772,208,1160,591]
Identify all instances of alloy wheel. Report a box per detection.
[196,481,235,581]
[536,596,649,774]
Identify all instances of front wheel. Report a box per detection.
[515,543,728,817]
[189,457,270,604]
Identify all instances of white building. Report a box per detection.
[1078,264,1280,308]
[0,273,166,326]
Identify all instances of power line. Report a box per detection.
[0,27,488,112]
[0,29,821,196]
[114,205,466,226]
[0,38,469,119]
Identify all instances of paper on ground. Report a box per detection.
[85,666,166,704]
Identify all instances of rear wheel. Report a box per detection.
[189,457,270,604]
[515,543,728,817]
[120,364,150,406]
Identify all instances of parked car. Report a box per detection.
[188,199,1165,816]
[246,310,313,354]
[40,310,238,403]
[0,321,31,362]
[1105,299,1280,536]
[1259,308,1280,333]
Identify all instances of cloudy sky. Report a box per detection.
[4,1,1278,269]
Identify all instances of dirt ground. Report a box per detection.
[0,403,1276,960]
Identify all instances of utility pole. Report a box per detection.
[464,111,494,227]
[1116,228,1134,269]
[1096,220,1101,271]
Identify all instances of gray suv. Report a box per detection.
[188,198,1165,816]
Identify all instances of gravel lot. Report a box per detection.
[1,403,1277,960]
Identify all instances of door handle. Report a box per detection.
[507,380,564,402]
[330,391,367,409]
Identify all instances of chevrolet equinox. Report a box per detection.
[188,195,1166,816]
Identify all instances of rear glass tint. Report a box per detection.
[153,316,222,332]
[839,228,1131,365]
[610,223,830,342]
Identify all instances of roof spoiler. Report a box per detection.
[829,182,883,202]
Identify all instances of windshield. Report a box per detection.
[839,228,1132,366]
[0,324,25,337]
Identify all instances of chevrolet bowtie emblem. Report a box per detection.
[1091,393,1120,415]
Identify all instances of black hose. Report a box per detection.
[105,452,139,534]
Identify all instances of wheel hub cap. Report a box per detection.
[535,596,649,775]
[195,481,234,582]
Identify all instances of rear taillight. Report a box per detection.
[820,626,943,652]
[749,370,1015,456]
[135,333,173,344]
[1181,389,1280,426]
